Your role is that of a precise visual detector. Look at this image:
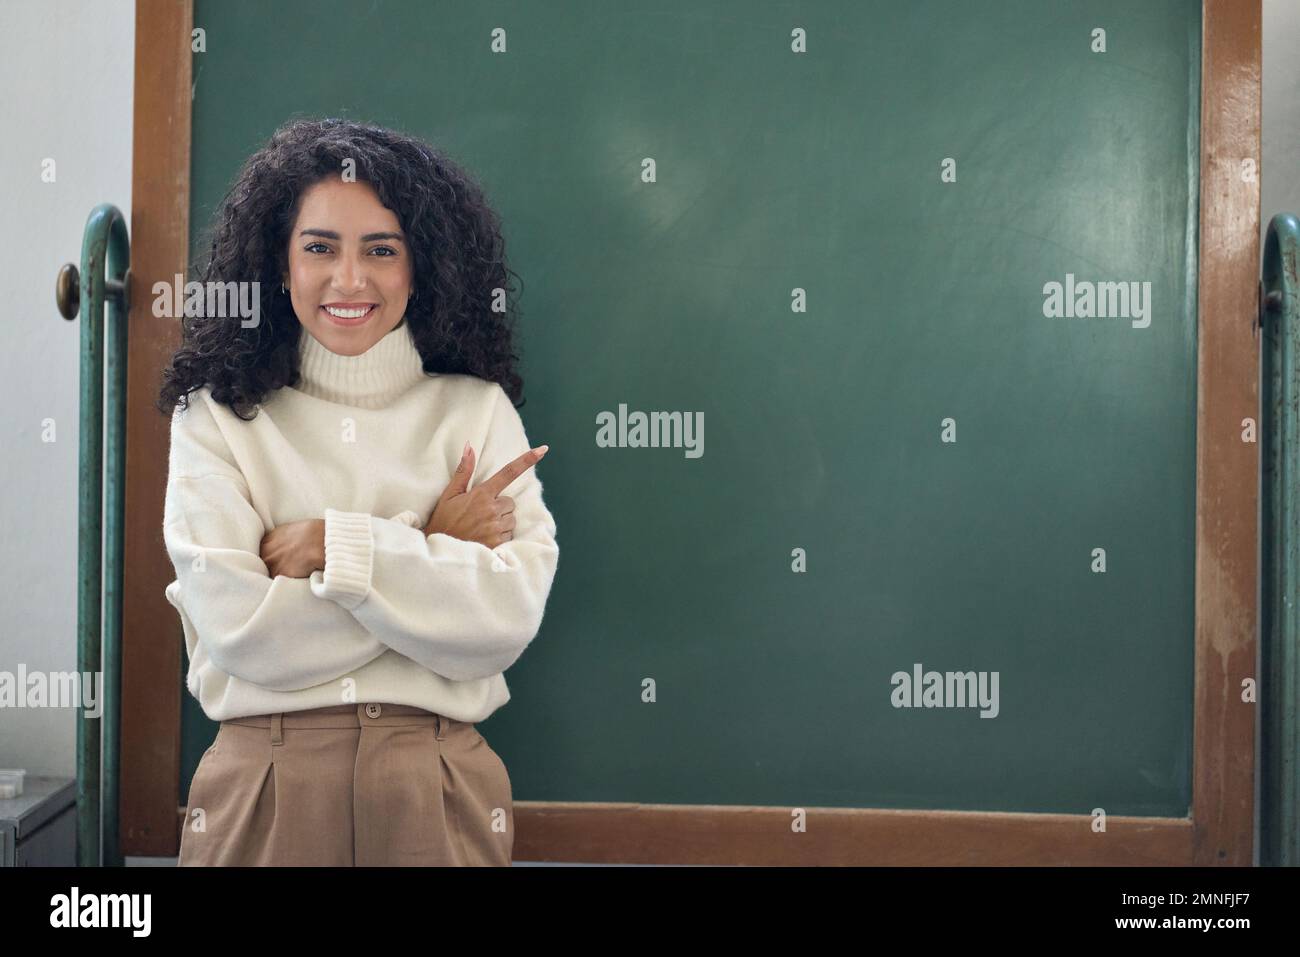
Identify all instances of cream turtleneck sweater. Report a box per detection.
[162,321,559,723]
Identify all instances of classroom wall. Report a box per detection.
[0,0,135,778]
[1263,0,1300,241]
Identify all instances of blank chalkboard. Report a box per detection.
[182,0,1199,817]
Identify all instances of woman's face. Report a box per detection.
[283,176,413,356]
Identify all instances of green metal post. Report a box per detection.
[1261,211,1300,867]
[72,204,129,867]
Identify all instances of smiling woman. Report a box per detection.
[154,118,559,867]
[157,116,528,421]
[286,180,413,355]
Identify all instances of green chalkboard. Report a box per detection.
[182,0,1200,817]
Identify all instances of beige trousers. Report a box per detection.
[178,703,513,866]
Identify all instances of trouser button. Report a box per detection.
[365,703,382,719]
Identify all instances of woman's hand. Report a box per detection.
[425,441,549,548]
[259,519,326,578]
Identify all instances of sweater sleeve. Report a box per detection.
[163,394,390,691]
[308,383,560,681]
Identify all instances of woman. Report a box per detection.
[157,117,559,866]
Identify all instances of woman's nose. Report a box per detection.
[333,256,367,292]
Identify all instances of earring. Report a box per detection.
[281,282,288,294]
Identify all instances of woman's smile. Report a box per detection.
[320,302,378,326]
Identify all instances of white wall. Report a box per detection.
[0,0,134,779]
[1264,0,1300,237]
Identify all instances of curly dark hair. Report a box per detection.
[156,116,526,420]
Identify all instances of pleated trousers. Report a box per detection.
[178,702,513,866]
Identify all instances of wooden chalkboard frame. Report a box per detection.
[121,0,1258,864]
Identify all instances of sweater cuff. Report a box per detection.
[313,509,374,610]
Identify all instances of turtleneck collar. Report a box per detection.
[294,319,430,409]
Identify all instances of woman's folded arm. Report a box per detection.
[164,397,389,691]
[310,386,560,681]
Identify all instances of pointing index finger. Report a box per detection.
[480,445,548,497]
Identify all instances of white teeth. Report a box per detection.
[324,305,373,319]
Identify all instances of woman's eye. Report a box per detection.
[302,243,398,257]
